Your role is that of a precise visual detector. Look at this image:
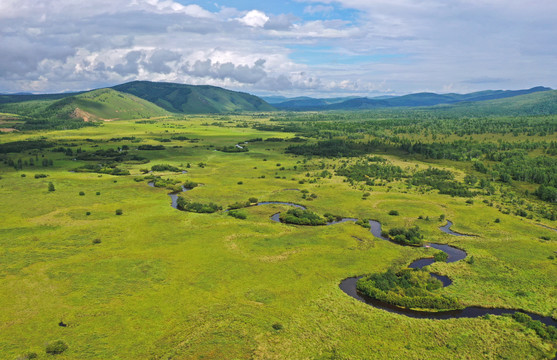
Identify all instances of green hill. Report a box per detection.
[112,81,275,113]
[428,89,557,116]
[47,88,169,121]
[0,88,169,130]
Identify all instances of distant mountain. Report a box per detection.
[0,91,85,104]
[426,89,557,117]
[261,96,290,104]
[113,81,275,114]
[274,86,552,111]
[273,96,360,110]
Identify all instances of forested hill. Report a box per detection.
[112,81,275,114]
[426,89,557,117]
[273,86,552,111]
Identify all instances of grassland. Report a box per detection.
[0,116,556,359]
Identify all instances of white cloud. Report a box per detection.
[0,0,555,95]
[239,10,269,28]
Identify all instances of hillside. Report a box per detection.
[0,88,170,130]
[428,89,557,116]
[48,88,169,121]
[274,86,552,111]
[113,81,275,113]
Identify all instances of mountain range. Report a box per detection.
[0,82,555,128]
[270,86,553,111]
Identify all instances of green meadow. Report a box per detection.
[1,116,556,359]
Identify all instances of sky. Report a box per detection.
[1,0,556,97]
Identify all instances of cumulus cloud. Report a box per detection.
[142,49,182,74]
[184,58,267,84]
[0,0,555,95]
[239,10,269,28]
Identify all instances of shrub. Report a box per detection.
[280,209,326,226]
[356,269,461,311]
[86,211,91,216]
[272,323,283,331]
[92,238,101,244]
[388,210,399,216]
[355,218,371,229]
[115,209,123,215]
[494,218,500,223]
[228,201,250,210]
[228,210,247,220]
[248,197,258,204]
[45,340,68,355]
[387,226,424,246]
[34,173,48,178]
[48,182,55,192]
[151,164,181,172]
[237,181,243,185]
[79,191,85,196]
[21,174,26,177]
[433,251,449,262]
[96,191,100,195]
[176,197,222,213]
[183,180,198,189]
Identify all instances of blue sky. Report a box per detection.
[1,0,556,96]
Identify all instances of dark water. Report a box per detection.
[149,182,190,209]
[327,218,358,225]
[439,220,475,237]
[368,220,389,240]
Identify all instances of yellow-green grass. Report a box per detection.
[0,118,555,359]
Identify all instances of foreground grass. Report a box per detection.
[0,117,555,359]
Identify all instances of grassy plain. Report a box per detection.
[0,116,556,359]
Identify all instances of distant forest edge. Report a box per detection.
[0,81,556,130]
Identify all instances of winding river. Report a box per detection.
[340,219,557,327]
[153,184,556,327]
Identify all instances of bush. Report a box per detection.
[151,164,181,172]
[356,269,461,311]
[86,211,91,216]
[388,210,399,216]
[494,218,500,223]
[280,209,326,226]
[176,197,222,213]
[92,238,101,244]
[96,192,100,195]
[79,191,85,196]
[272,323,283,331]
[183,180,198,189]
[228,201,250,210]
[34,173,48,178]
[248,197,258,204]
[45,340,68,355]
[387,226,424,246]
[48,182,55,192]
[433,251,449,262]
[228,210,247,220]
[115,209,123,215]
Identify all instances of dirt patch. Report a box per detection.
[72,107,103,122]
[0,128,17,132]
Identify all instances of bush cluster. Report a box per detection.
[357,269,461,310]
